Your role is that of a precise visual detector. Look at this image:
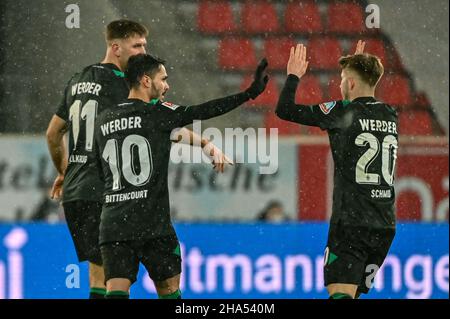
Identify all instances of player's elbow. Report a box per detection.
[46,126,56,144]
[275,102,289,121]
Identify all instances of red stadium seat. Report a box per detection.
[197,1,237,34]
[377,75,412,107]
[325,74,342,101]
[308,38,343,70]
[240,75,279,107]
[285,1,323,34]
[241,1,280,34]
[351,38,387,66]
[388,46,405,71]
[264,37,296,70]
[413,92,431,109]
[265,112,300,135]
[218,38,257,70]
[296,75,324,105]
[399,111,433,135]
[326,2,365,34]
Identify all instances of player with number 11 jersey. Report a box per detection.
[56,64,129,203]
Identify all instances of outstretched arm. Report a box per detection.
[170,127,233,173]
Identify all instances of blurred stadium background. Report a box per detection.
[0,0,448,299]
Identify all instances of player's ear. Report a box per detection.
[349,78,356,90]
[141,74,151,88]
[111,41,121,57]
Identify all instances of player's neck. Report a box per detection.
[101,51,123,71]
[349,88,375,101]
[128,89,151,103]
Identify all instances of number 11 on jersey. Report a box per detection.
[69,99,98,151]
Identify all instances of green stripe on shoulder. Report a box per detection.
[342,100,351,106]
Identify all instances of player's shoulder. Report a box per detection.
[157,100,182,112]
[84,63,125,79]
[377,100,398,117]
[353,97,398,117]
[98,99,134,119]
[64,69,82,86]
[66,64,99,83]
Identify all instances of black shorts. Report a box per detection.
[100,235,182,284]
[324,222,395,294]
[63,200,103,265]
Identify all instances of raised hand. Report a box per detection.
[287,43,309,79]
[246,58,269,99]
[354,40,366,55]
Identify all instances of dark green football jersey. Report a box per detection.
[95,92,251,243]
[277,75,398,229]
[55,63,129,203]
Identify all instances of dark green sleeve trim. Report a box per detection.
[159,289,181,299]
[90,287,107,295]
[330,292,353,299]
[106,290,129,297]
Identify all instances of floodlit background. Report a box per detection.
[0,0,448,299]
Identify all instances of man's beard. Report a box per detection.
[151,82,162,100]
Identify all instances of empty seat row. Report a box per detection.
[240,74,326,107]
[196,1,439,136]
[198,1,369,35]
[219,37,397,71]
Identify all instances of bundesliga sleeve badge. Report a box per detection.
[319,101,337,114]
[161,101,180,111]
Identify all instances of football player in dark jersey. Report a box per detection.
[94,54,269,299]
[276,42,398,299]
[46,20,229,299]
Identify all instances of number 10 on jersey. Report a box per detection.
[102,135,153,191]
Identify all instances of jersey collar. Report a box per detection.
[352,96,377,103]
[127,98,159,107]
[99,63,125,77]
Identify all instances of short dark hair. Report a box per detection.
[105,19,148,42]
[266,200,283,210]
[338,53,384,87]
[126,54,166,89]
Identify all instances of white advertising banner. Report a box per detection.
[168,136,298,221]
[0,136,57,221]
[0,136,298,221]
